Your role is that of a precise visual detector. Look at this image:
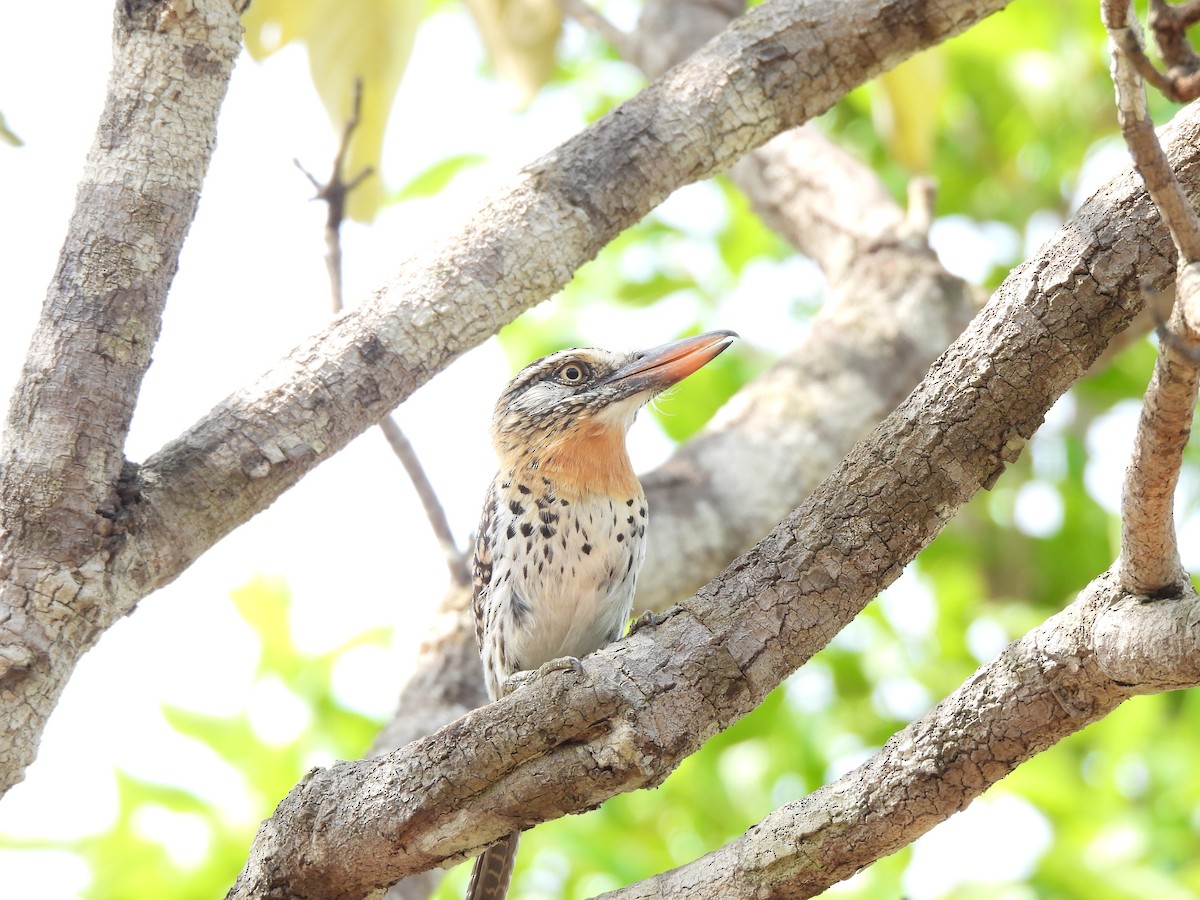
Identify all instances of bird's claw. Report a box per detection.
[627,608,663,635]
[504,655,585,692]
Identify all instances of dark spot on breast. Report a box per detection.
[540,509,559,524]
[521,523,534,537]
[518,484,532,495]
[582,543,592,555]
[626,498,634,506]
[506,524,516,540]
[627,515,635,524]
[510,500,525,516]
[638,526,645,537]
[510,589,530,626]
[639,507,646,518]
[523,564,528,580]
[540,525,556,538]
[543,544,553,561]
[560,498,569,506]
[525,540,533,553]
[626,555,634,573]
[617,534,625,542]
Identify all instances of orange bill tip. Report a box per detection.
[606,330,737,391]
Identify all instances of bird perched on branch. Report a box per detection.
[466,330,737,900]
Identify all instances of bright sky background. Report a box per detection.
[0,2,1163,898]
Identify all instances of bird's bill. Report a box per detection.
[605,330,738,394]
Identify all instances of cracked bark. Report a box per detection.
[228,103,1200,900]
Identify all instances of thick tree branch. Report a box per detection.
[602,569,1200,898]
[228,103,1200,897]
[637,125,976,610]
[605,0,984,610]
[0,0,245,792]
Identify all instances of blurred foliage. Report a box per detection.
[464,0,563,104]
[0,578,387,898]
[0,110,22,147]
[389,153,488,202]
[16,1,1200,898]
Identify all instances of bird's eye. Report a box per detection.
[555,361,591,385]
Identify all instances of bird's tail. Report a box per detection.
[465,832,520,900]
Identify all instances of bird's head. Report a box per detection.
[490,330,736,490]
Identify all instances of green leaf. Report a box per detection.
[0,111,22,147]
[389,153,487,203]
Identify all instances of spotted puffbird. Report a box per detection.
[466,330,737,900]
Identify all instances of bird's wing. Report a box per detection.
[471,479,497,653]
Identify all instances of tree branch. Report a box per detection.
[227,100,1200,896]
[0,0,246,793]
[601,568,1200,898]
[1104,0,1200,261]
[1105,0,1200,595]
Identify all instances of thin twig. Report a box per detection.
[1105,0,1200,595]
[1149,0,1200,81]
[379,417,471,587]
[1103,0,1200,260]
[560,0,636,58]
[298,79,470,587]
[295,79,375,313]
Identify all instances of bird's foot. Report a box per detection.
[504,655,585,692]
[627,608,663,635]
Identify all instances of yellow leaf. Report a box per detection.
[241,0,319,59]
[242,0,422,222]
[465,0,562,107]
[876,50,945,173]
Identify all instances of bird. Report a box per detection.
[465,329,737,900]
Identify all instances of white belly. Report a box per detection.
[490,489,647,675]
